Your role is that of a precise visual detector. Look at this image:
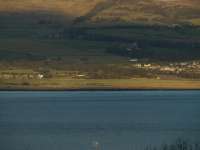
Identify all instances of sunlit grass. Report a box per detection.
[1,78,200,90]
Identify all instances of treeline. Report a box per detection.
[106,44,200,61]
[65,25,200,61]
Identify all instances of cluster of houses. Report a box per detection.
[132,61,200,75]
[0,70,87,80]
[53,70,87,79]
[0,71,44,80]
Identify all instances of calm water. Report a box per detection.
[0,91,200,150]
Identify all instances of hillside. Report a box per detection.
[0,0,101,16]
[0,0,200,89]
[0,0,200,25]
[85,0,200,25]
[0,0,200,63]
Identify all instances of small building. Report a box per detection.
[134,64,142,68]
[38,74,44,79]
[129,58,138,62]
[76,74,85,77]
[144,64,151,68]
[180,62,188,66]
[156,76,161,80]
[160,67,176,72]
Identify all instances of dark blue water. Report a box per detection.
[0,91,200,150]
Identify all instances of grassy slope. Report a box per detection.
[1,78,200,90]
[0,0,199,63]
[0,0,126,66]
[0,0,200,25]
[0,38,129,70]
[81,0,200,25]
[0,0,199,65]
[0,3,127,67]
[0,0,102,17]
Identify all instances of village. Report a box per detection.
[0,60,200,81]
[131,60,200,76]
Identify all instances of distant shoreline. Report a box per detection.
[1,78,200,91]
[0,87,200,91]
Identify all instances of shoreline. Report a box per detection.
[1,87,200,92]
[1,78,200,91]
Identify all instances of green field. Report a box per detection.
[1,78,200,90]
